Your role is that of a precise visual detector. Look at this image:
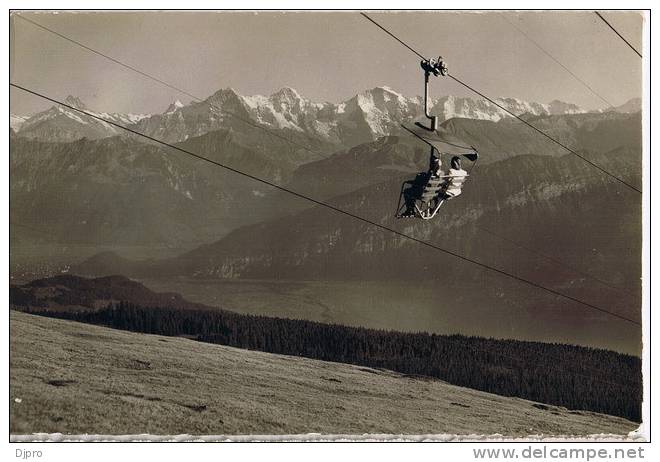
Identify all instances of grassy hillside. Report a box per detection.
[10,275,642,421]
[10,311,638,437]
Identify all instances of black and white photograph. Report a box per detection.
[5,3,654,454]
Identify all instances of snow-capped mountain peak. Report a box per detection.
[433,95,585,123]
[64,95,87,110]
[165,100,184,114]
[207,87,241,104]
[272,86,303,101]
[342,86,421,137]
[269,87,306,113]
[15,98,150,142]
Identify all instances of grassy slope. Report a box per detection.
[10,311,638,437]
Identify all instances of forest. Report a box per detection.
[22,301,642,422]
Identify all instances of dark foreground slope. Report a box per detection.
[10,311,639,437]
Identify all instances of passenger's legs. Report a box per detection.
[401,187,417,217]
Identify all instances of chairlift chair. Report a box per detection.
[396,57,479,220]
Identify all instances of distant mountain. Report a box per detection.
[134,86,588,147]
[125,146,639,281]
[12,110,640,252]
[127,86,421,147]
[12,87,589,146]
[55,109,642,354]
[164,100,185,114]
[442,111,642,163]
[434,95,583,122]
[609,97,642,114]
[15,95,148,142]
[547,99,584,115]
[10,126,336,247]
[257,111,642,220]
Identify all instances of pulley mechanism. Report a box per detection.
[421,56,448,77]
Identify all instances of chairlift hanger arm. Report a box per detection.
[420,57,448,131]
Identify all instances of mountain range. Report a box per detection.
[14,95,148,143]
[12,86,622,146]
[76,136,641,295]
[11,110,641,250]
[10,123,337,247]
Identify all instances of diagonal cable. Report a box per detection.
[595,11,643,58]
[360,12,426,60]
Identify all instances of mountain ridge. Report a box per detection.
[13,87,632,145]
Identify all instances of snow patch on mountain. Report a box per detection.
[105,113,150,124]
[434,95,585,123]
[16,96,152,141]
[10,114,28,132]
[235,86,586,141]
[165,100,185,114]
[242,88,310,132]
[343,87,422,137]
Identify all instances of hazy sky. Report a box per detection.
[10,10,644,116]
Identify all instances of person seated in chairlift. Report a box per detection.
[443,156,468,198]
[423,155,468,203]
[400,170,432,217]
[421,156,467,217]
[400,155,467,218]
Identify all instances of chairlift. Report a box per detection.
[396,57,479,220]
